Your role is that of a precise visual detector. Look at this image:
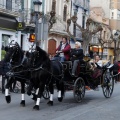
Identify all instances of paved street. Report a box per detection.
[0,82,120,120]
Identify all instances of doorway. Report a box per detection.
[48,39,56,56]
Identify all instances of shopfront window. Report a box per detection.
[1,34,10,60]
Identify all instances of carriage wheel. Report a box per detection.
[102,72,114,98]
[42,85,50,99]
[73,77,85,103]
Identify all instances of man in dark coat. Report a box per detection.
[113,60,119,82]
[71,42,84,76]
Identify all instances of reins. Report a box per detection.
[33,64,64,81]
[8,63,64,82]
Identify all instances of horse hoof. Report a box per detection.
[58,97,63,102]
[32,93,37,101]
[27,91,31,96]
[47,101,53,106]
[5,95,11,103]
[33,105,39,110]
[20,100,25,107]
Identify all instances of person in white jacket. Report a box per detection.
[93,55,103,68]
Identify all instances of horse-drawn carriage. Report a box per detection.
[42,55,114,102]
[3,40,114,110]
[61,56,114,102]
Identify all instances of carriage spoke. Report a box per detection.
[42,87,50,99]
[73,77,85,103]
[102,73,114,98]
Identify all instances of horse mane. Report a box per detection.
[3,43,24,65]
[15,45,24,64]
[35,46,51,69]
[36,46,48,58]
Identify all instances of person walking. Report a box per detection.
[113,60,119,82]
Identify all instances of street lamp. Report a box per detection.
[33,0,42,45]
[30,0,56,48]
[113,31,119,61]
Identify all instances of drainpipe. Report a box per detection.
[40,0,45,49]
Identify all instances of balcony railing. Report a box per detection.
[18,8,33,24]
[0,4,20,17]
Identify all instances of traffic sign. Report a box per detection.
[29,34,35,42]
[17,22,25,30]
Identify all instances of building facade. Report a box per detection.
[110,0,120,31]
[17,0,71,56]
[90,0,120,62]
[109,0,120,60]
[89,6,112,60]
[0,0,22,60]
[45,0,71,56]
[70,0,90,48]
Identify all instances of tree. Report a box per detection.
[67,16,103,53]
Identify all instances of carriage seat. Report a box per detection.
[62,61,72,71]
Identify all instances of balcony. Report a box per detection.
[0,4,20,17]
[50,14,68,35]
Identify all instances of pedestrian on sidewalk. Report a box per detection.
[113,60,119,82]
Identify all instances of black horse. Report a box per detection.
[4,41,27,105]
[26,45,64,110]
[4,41,23,66]
[0,40,23,76]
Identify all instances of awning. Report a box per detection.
[0,15,17,31]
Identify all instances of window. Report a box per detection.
[117,9,120,19]
[2,34,10,47]
[86,0,89,9]
[111,12,114,19]
[52,0,56,11]
[1,34,10,60]
[83,0,89,9]
[73,12,77,37]
[82,15,85,28]
[82,10,86,28]
[104,31,106,39]
[6,0,12,10]
[83,0,85,8]
[118,14,120,18]
[103,48,108,53]
[63,5,67,21]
